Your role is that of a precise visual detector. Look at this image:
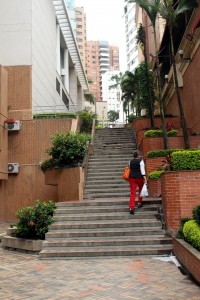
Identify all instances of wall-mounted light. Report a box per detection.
[164,74,173,84]
[178,49,191,62]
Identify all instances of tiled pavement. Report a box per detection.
[0,248,200,299]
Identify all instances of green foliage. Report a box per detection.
[107,110,119,122]
[13,200,56,239]
[134,62,156,116]
[148,170,165,180]
[171,150,200,171]
[183,220,200,251]
[144,129,177,137]
[147,149,172,158]
[192,205,200,225]
[84,93,95,105]
[33,113,77,119]
[128,114,136,123]
[39,131,91,172]
[176,217,192,239]
[78,109,96,133]
[95,125,103,129]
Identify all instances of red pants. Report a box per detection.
[129,178,144,209]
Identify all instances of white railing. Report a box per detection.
[98,121,126,128]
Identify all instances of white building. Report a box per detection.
[0,0,88,115]
[124,2,138,73]
[64,0,76,36]
[102,71,124,123]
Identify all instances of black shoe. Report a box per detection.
[129,209,135,215]
[138,203,143,208]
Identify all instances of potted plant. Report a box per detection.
[3,200,56,252]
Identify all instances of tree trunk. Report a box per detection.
[169,29,189,149]
[143,28,155,128]
[153,30,168,149]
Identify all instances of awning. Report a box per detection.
[52,0,89,92]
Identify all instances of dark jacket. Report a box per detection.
[129,158,143,179]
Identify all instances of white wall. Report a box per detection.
[0,0,32,66]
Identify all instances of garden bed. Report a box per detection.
[173,238,200,285]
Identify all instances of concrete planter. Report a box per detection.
[173,238,200,285]
[3,235,42,252]
[44,169,62,185]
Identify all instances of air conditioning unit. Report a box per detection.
[8,163,20,174]
[7,120,21,131]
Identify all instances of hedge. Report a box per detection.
[183,220,200,251]
[147,148,198,158]
[148,170,165,180]
[171,150,200,171]
[144,129,177,137]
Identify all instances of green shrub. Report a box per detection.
[193,205,200,225]
[144,129,177,138]
[176,217,192,239]
[183,220,200,251]
[33,113,77,119]
[147,149,171,158]
[167,129,178,137]
[128,114,135,123]
[78,109,96,133]
[39,131,91,172]
[12,200,56,239]
[148,170,165,180]
[171,150,200,171]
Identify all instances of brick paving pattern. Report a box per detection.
[0,248,199,299]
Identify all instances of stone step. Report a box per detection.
[45,227,165,238]
[49,219,161,230]
[54,205,159,214]
[84,193,130,199]
[53,211,159,221]
[84,186,129,192]
[42,237,172,248]
[85,179,128,185]
[39,245,172,259]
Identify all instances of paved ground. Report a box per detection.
[0,223,200,299]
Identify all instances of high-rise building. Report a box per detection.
[86,41,119,102]
[75,7,87,69]
[124,2,138,72]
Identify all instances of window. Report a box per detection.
[56,78,60,94]
[62,89,69,110]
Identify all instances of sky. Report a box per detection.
[75,0,127,71]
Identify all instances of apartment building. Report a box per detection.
[76,7,87,70]
[124,2,138,72]
[0,0,89,221]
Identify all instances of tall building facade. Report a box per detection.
[75,7,87,70]
[124,2,138,72]
[86,41,119,102]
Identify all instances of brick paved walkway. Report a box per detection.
[0,247,199,299]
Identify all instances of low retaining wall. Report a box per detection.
[3,235,42,252]
[173,238,200,285]
[148,179,161,198]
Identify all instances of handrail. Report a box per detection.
[82,118,96,189]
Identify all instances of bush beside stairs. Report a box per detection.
[39,128,173,259]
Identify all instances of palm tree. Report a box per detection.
[109,72,124,90]
[137,24,155,128]
[127,0,168,149]
[158,0,198,149]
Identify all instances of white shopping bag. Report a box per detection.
[140,183,149,197]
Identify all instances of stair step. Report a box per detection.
[42,237,172,248]
[39,245,172,258]
[45,227,166,238]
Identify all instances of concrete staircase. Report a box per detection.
[39,127,173,259]
[84,128,137,199]
[39,199,172,259]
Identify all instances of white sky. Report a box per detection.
[75,0,127,71]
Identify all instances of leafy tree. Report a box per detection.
[109,72,124,89]
[127,0,168,148]
[107,110,119,122]
[137,24,155,128]
[158,0,198,149]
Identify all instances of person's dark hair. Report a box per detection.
[133,150,139,158]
